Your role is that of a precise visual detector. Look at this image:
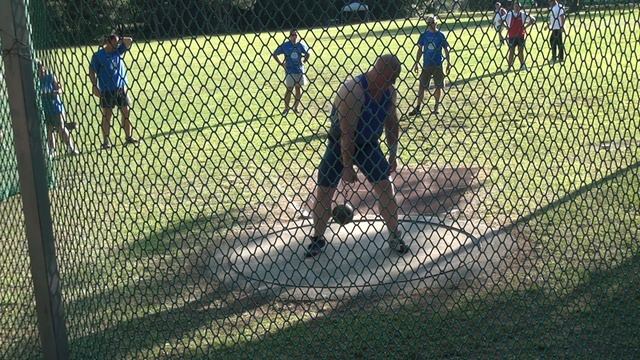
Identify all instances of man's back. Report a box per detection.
[329,75,392,144]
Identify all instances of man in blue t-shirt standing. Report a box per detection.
[89,34,137,149]
[272,29,311,115]
[409,15,451,116]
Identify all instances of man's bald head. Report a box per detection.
[375,54,401,76]
[370,54,401,90]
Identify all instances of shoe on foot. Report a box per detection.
[101,141,112,150]
[431,108,440,115]
[520,64,528,71]
[408,107,421,116]
[304,236,327,258]
[282,109,290,116]
[68,148,80,156]
[125,136,139,145]
[388,230,409,255]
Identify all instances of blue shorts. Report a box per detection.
[317,138,390,188]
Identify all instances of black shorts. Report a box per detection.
[44,113,62,128]
[100,88,130,109]
[508,37,525,48]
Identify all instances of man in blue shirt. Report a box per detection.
[37,61,79,156]
[409,15,451,116]
[272,30,311,115]
[89,34,137,149]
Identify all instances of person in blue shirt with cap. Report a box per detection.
[272,29,311,115]
[409,15,451,116]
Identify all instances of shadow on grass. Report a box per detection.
[54,162,486,358]
[212,252,640,359]
[14,161,635,359]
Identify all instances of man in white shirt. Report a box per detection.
[549,0,566,63]
[493,2,508,48]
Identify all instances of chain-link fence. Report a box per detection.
[0,34,43,360]
[2,0,640,358]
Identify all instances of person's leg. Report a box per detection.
[120,105,135,141]
[293,83,302,113]
[558,30,565,62]
[283,87,292,114]
[507,41,515,68]
[409,70,428,115]
[58,113,77,154]
[117,90,136,143]
[46,124,56,155]
[372,179,398,234]
[101,107,113,148]
[282,75,294,114]
[312,185,337,238]
[357,144,408,254]
[375,179,408,254]
[306,139,342,257]
[550,31,558,61]
[432,66,445,114]
[518,42,526,68]
[433,88,442,114]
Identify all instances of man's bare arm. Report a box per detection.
[89,68,100,97]
[272,54,284,67]
[335,78,363,168]
[413,45,422,72]
[121,37,133,50]
[384,88,399,162]
[52,75,63,94]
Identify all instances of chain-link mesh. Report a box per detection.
[0,38,42,359]
[2,0,640,358]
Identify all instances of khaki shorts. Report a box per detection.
[420,65,445,89]
[285,73,308,88]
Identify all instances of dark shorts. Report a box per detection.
[44,112,62,128]
[420,65,445,89]
[100,88,130,109]
[317,138,390,188]
[509,37,525,48]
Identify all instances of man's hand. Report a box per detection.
[92,85,100,97]
[342,166,357,184]
[413,63,420,74]
[446,62,452,74]
[389,157,397,173]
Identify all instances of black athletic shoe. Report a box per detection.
[101,141,112,150]
[408,107,422,116]
[304,236,327,258]
[125,136,139,145]
[388,230,409,255]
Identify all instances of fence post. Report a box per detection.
[0,1,70,359]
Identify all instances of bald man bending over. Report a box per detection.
[305,54,409,258]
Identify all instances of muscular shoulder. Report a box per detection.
[336,76,364,103]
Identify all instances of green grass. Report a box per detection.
[1,7,640,359]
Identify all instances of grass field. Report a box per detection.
[2,7,640,359]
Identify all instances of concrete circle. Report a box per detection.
[217,216,508,299]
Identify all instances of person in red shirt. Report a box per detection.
[504,2,536,70]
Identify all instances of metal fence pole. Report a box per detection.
[0,1,69,359]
